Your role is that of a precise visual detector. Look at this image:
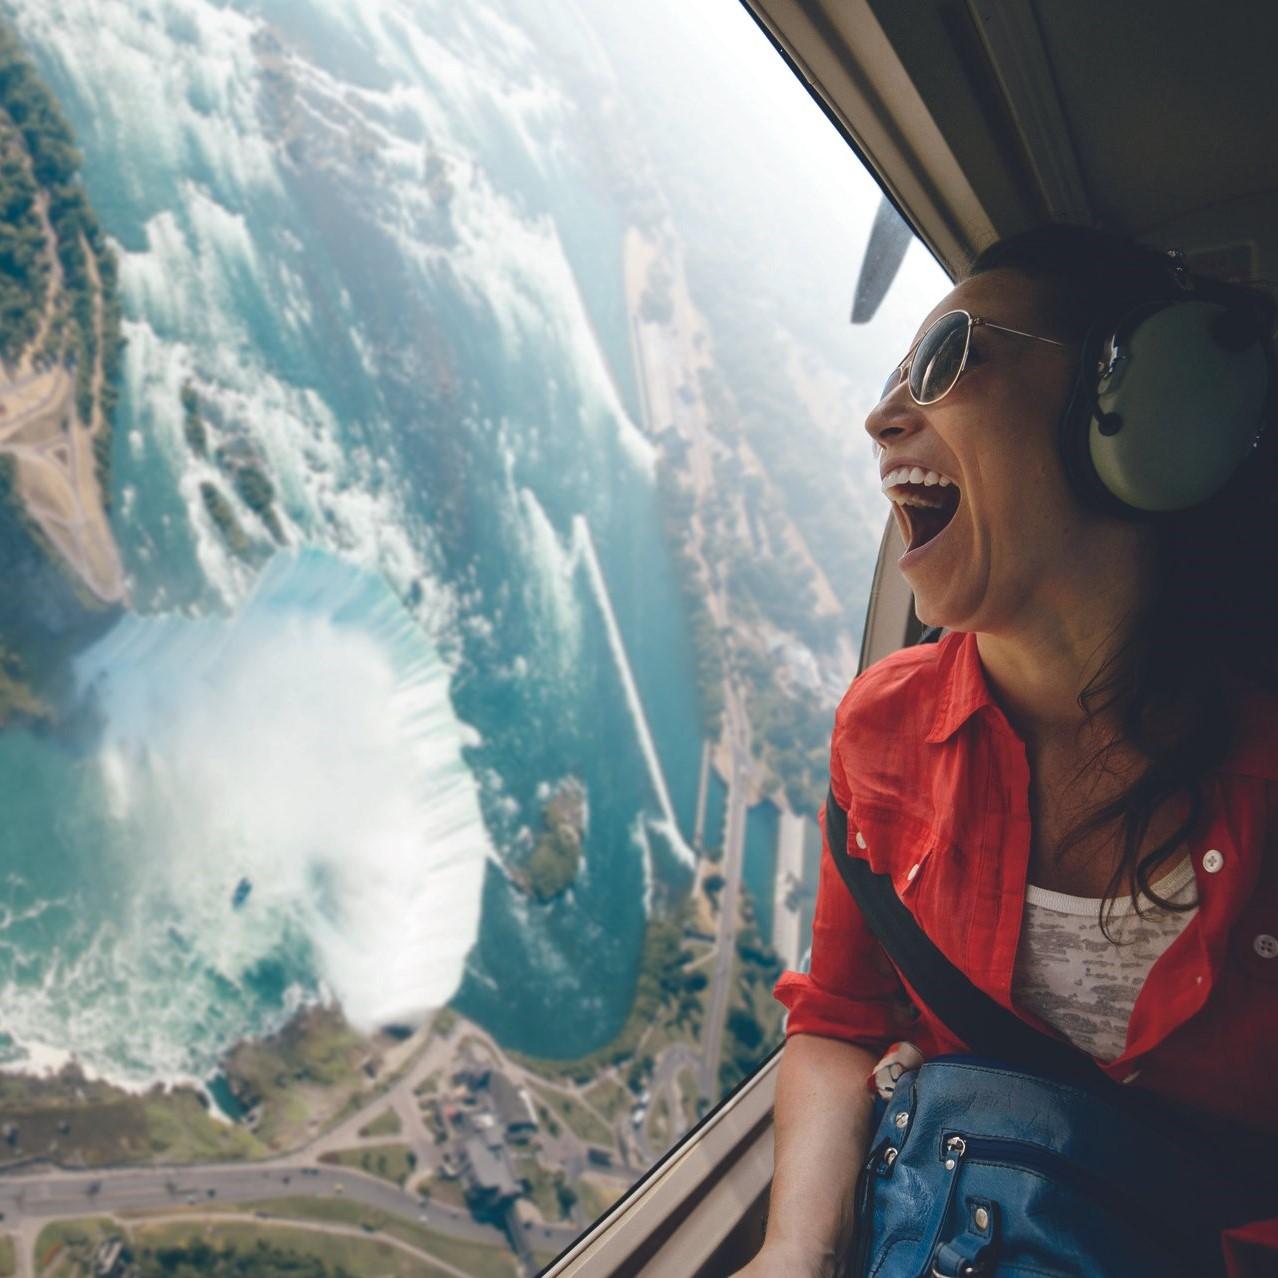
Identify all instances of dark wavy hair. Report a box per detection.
[966,224,1278,932]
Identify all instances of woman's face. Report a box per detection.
[865,267,1089,633]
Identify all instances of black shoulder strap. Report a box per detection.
[824,788,1110,1087]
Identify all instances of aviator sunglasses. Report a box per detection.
[882,308,1071,405]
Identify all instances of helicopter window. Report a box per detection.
[0,0,944,1268]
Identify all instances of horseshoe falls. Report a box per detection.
[0,0,705,1087]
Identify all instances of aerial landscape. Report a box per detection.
[0,0,944,1274]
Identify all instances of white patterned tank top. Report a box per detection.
[1011,856,1198,1063]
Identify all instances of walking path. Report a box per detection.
[772,810,807,968]
[692,739,711,851]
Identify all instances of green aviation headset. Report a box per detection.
[1062,270,1273,519]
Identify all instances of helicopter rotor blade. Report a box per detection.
[851,195,912,324]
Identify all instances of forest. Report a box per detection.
[0,21,124,465]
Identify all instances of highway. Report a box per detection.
[698,684,753,1099]
[0,1020,583,1277]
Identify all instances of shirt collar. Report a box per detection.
[925,630,998,744]
[924,630,1278,779]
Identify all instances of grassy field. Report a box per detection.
[129,1218,447,1277]
[677,1067,703,1128]
[575,1172,626,1227]
[0,1077,264,1170]
[34,1217,117,1277]
[645,1094,672,1153]
[319,1142,416,1187]
[0,1233,14,1278]
[224,1005,369,1151]
[512,1153,567,1224]
[143,1092,265,1162]
[34,1212,471,1278]
[635,980,707,1061]
[236,1198,518,1278]
[525,1081,612,1146]
[358,1106,402,1138]
[582,1075,631,1122]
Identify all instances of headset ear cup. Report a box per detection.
[1065,301,1271,517]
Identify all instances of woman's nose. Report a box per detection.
[864,382,923,449]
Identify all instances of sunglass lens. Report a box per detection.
[910,311,969,404]
[880,367,902,403]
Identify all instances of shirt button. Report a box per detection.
[906,863,920,882]
[1202,849,1224,873]
[1254,934,1278,960]
[855,831,867,850]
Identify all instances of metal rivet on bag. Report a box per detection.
[974,1206,990,1231]
[883,1147,898,1167]
[894,1111,909,1129]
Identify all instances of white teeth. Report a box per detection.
[880,465,956,494]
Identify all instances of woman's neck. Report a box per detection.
[975,542,1158,753]
[976,621,1133,758]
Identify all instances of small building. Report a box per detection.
[511,1197,543,1231]
[460,1133,521,1211]
[487,1071,537,1136]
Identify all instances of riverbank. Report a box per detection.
[0,22,125,613]
[621,223,853,820]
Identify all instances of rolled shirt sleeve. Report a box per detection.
[773,780,916,1054]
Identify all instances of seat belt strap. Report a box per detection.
[823,787,1110,1087]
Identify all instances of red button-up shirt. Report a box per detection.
[774,630,1278,1273]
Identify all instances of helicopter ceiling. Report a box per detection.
[747,0,1278,303]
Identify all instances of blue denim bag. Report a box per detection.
[851,1058,1234,1278]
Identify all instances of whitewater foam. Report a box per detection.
[0,551,492,1083]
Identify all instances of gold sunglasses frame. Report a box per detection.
[884,309,1071,406]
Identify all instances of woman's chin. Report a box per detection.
[908,578,976,633]
[911,595,948,630]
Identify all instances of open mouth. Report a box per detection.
[885,475,961,552]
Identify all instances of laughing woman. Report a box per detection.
[736,225,1278,1278]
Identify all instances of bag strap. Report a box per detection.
[824,787,1113,1088]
